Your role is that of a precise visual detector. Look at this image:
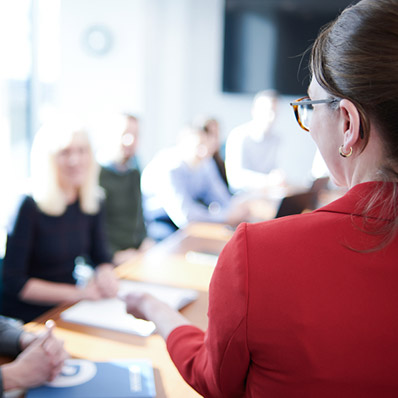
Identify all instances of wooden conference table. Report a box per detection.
[25,222,235,398]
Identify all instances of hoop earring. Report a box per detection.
[339,145,353,158]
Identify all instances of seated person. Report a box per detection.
[0,317,67,395]
[2,116,119,322]
[193,116,229,189]
[99,114,150,266]
[225,90,285,192]
[141,125,251,241]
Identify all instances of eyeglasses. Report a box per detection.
[290,96,340,132]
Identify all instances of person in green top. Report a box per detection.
[99,114,152,265]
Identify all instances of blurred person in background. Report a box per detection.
[141,124,251,241]
[225,89,285,193]
[2,116,119,322]
[99,113,151,266]
[193,116,229,190]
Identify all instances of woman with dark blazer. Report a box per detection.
[2,117,119,322]
[124,0,398,396]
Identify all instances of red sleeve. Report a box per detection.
[166,223,250,398]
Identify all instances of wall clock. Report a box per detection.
[82,25,113,56]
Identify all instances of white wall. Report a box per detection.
[57,0,317,186]
[59,0,145,114]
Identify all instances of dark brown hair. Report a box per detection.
[310,0,398,250]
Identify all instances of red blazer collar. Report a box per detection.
[315,181,398,220]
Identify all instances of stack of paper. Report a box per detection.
[61,279,198,336]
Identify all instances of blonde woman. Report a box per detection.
[2,117,118,322]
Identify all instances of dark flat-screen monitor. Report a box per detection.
[275,191,317,218]
[223,0,358,95]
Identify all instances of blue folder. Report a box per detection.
[26,359,156,398]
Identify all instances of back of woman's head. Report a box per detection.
[311,0,398,173]
[30,115,100,216]
[311,0,398,250]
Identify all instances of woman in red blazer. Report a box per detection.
[124,0,398,396]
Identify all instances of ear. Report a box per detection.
[339,99,361,151]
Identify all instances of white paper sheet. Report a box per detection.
[61,280,198,337]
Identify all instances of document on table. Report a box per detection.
[26,358,156,398]
[185,250,218,266]
[61,279,198,337]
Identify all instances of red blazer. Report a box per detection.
[167,182,398,397]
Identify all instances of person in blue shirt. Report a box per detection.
[141,124,251,241]
[225,90,285,193]
[193,116,229,190]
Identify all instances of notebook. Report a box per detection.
[61,279,198,336]
[185,250,219,266]
[26,359,156,398]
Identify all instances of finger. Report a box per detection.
[44,318,55,336]
[52,353,67,371]
[120,294,135,307]
[48,343,68,367]
[45,319,55,331]
[39,319,55,343]
[118,292,128,301]
[100,282,118,297]
[43,336,64,356]
[109,283,119,296]
[42,333,65,357]
[121,291,140,301]
[42,337,57,353]
[49,364,63,381]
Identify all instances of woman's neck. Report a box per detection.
[345,130,389,188]
[62,187,79,204]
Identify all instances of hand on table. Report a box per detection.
[112,248,140,266]
[80,278,103,301]
[94,263,119,298]
[122,291,153,321]
[122,292,191,340]
[2,321,68,390]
